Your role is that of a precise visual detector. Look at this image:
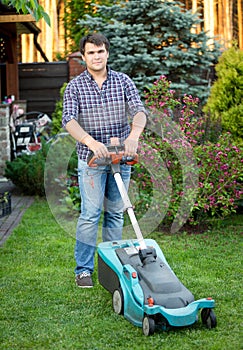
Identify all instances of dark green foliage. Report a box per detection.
[44,136,76,185]
[44,134,78,213]
[4,141,50,196]
[4,138,78,197]
[78,0,221,101]
[204,44,243,143]
[51,82,67,135]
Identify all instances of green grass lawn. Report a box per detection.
[1,199,242,350]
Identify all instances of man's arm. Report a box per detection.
[65,119,109,158]
[124,111,147,156]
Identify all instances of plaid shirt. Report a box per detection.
[62,67,146,161]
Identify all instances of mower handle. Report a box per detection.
[87,144,138,167]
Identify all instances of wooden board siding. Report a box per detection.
[19,61,68,115]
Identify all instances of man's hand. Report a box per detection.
[124,136,138,157]
[84,136,109,158]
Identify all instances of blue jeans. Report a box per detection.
[74,159,131,275]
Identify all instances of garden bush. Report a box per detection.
[193,133,243,221]
[4,141,49,196]
[5,137,78,198]
[203,44,243,144]
[133,75,243,229]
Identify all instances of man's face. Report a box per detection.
[82,43,109,73]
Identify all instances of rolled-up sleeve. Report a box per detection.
[62,82,79,128]
[123,74,146,118]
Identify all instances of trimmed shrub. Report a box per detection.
[203,44,243,144]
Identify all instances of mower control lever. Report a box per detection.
[87,144,138,167]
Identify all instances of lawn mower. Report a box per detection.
[88,140,217,336]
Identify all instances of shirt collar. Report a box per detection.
[84,66,111,81]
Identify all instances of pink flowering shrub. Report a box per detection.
[194,133,243,221]
[133,76,243,229]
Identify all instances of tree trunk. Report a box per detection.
[204,0,215,46]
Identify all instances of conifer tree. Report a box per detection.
[78,0,221,101]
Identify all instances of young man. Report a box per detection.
[62,33,146,288]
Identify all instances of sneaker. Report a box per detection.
[75,272,93,288]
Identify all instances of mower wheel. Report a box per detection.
[142,315,155,336]
[201,308,217,329]
[112,288,124,315]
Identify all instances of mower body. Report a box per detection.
[98,238,215,331]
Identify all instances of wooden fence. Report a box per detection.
[19,61,69,115]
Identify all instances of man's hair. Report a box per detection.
[80,33,110,55]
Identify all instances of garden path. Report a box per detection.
[0,178,34,246]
